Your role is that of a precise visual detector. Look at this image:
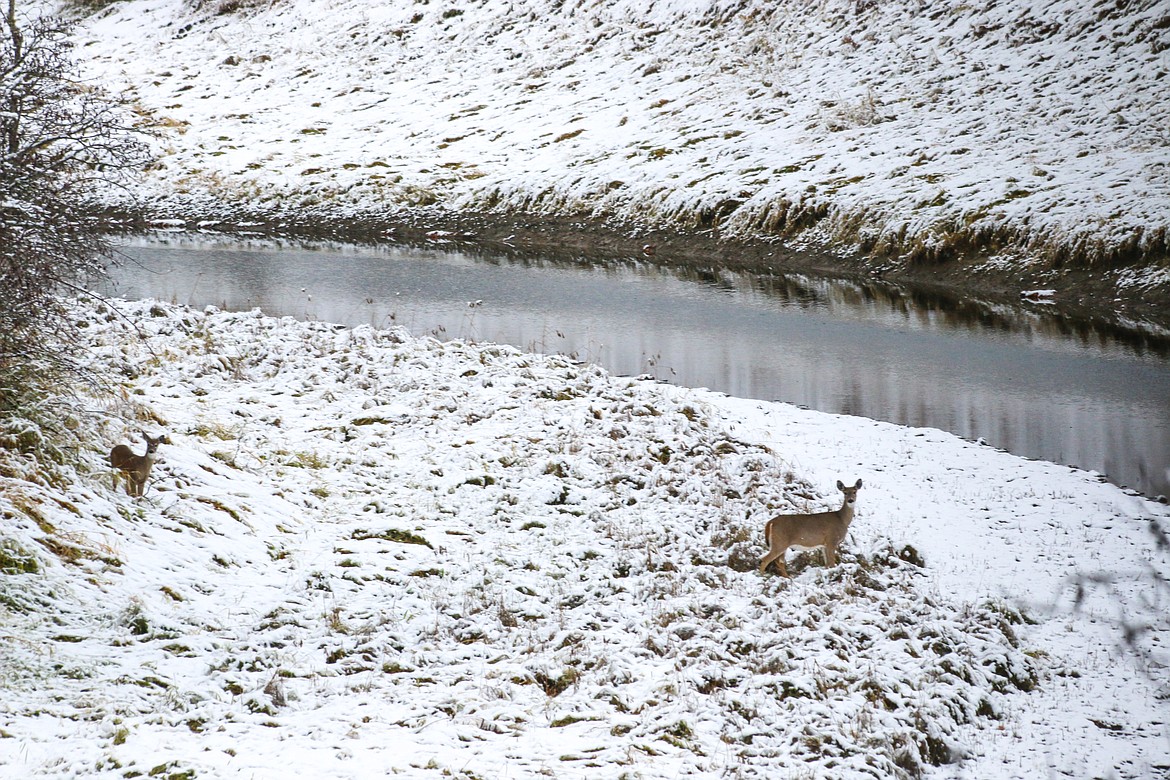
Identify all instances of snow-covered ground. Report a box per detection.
[1,298,1167,778]
[65,0,1170,274]
[4,2,1168,776]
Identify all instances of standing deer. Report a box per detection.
[109,432,168,498]
[759,479,863,576]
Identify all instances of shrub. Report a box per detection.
[1,2,149,444]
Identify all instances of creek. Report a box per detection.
[104,237,1170,499]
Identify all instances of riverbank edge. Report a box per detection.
[101,206,1170,337]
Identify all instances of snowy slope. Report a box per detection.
[66,0,1170,270]
[1,298,1167,778]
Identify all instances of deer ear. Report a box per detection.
[854,479,863,488]
[836,480,845,491]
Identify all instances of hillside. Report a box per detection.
[1,298,1167,778]
[64,0,1170,316]
[4,4,1170,777]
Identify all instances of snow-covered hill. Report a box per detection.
[4,2,1169,775]
[68,0,1170,277]
[1,298,1167,778]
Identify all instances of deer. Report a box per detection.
[759,479,863,577]
[109,431,168,498]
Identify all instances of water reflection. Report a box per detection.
[103,236,1170,498]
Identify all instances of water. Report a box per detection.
[103,237,1170,498]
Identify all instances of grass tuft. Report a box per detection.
[352,528,433,548]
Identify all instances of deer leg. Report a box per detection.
[759,550,778,574]
[759,548,789,577]
[759,523,786,575]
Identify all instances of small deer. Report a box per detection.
[759,479,863,577]
[109,432,168,498]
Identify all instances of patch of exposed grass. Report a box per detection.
[534,668,579,697]
[194,496,244,522]
[285,450,327,469]
[0,539,39,574]
[36,534,122,568]
[550,713,601,727]
[352,528,433,548]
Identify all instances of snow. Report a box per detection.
[1,298,1167,778]
[63,0,1170,270]
[3,1,1168,776]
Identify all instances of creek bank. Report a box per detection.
[102,207,1170,338]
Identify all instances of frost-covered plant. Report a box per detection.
[187,0,270,15]
[0,1,149,441]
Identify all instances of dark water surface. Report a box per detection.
[104,237,1170,498]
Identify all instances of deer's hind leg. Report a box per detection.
[759,522,790,576]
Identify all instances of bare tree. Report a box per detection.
[0,0,148,433]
